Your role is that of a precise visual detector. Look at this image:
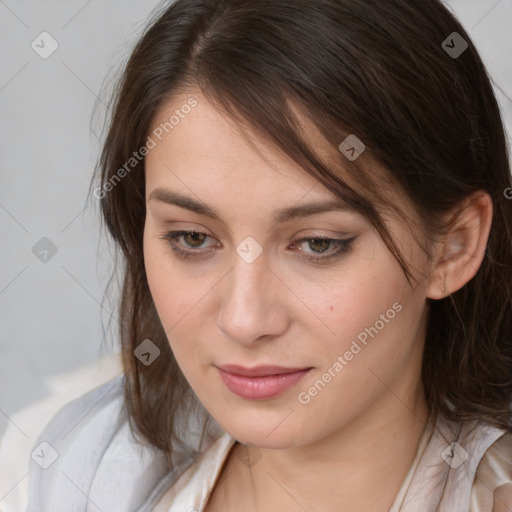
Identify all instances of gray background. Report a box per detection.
[1,0,511,426]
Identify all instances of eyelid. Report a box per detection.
[159,230,356,264]
[163,230,220,248]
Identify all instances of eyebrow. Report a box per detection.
[148,188,356,224]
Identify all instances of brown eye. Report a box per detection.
[306,238,332,253]
[159,230,218,258]
[159,231,355,265]
[293,236,356,265]
[182,232,208,248]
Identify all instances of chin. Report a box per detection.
[213,411,308,449]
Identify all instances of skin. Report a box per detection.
[144,91,493,512]
[493,484,512,512]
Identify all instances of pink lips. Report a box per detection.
[217,364,312,400]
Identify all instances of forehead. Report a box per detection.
[145,91,341,200]
[144,90,419,233]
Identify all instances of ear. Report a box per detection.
[426,191,493,300]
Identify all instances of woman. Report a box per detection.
[26,0,512,510]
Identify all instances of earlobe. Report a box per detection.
[426,191,493,300]
[427,272,448,301]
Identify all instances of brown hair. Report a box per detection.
[93,0,512,464]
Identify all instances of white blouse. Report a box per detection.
[152,415,512,511]
[14,375,511,512]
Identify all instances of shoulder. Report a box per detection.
[398,414,510,512]
[0,353,125,512]
[471,430,512,512]
[25,375,174,512]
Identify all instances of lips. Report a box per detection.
[218,364,310,377]
[216,364,312,400]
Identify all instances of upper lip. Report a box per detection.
[217,364,311,377]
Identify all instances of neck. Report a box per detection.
[220,371,430,512]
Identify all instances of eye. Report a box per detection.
[291,236,356,264]
[159,230,219,258]
[159,230,356,264]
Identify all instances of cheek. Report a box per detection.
[143,227,214,366]
[144,224,198,321]
[303,247,408,347]
[294,297,425,442]
[143,227,186,339]
[300,244,424,397]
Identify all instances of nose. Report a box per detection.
[216,252,290,346]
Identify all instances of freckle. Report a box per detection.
[330,306,334,311]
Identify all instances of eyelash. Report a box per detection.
[159,230,356,265]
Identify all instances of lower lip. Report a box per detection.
[217,368,312,400]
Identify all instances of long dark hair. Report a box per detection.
[93,0,512,465]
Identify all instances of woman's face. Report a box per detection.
[143,92,432,449]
